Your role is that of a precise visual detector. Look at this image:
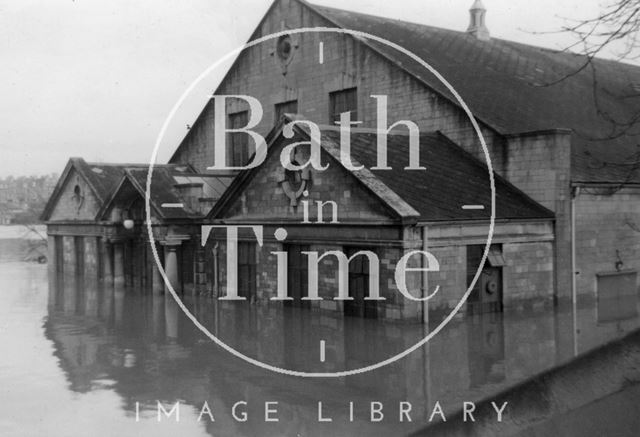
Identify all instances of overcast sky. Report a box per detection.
[0,0,632,177]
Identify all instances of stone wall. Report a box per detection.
[505,131,572,301]
[427,220,555,314]
[49,168,101,221]
[223,135,393,223]
[425,245,467,314]
[170,0,504,174]
[503,241,554,307]
[575,187,640,297]
[203,219,555,321]
[206,226,421,321]
[168,0,566,316]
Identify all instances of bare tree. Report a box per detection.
[541,1,640,194]
[563,0,640,63]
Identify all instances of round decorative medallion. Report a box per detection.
[276,35,293,61]
[274,34,297,75]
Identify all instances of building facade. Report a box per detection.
[44,0,640,322]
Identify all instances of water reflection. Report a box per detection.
[4,263,638,436]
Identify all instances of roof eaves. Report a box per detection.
[503,128,573,139]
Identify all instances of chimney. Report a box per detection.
[467,0,490,41]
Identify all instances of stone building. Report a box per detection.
[44,0,640,322]
[42,157,233,295]
[201,118,553,320]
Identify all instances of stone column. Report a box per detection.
[164,294,179,341]
[114,288,124,326]
[164,244,180,295]
[64,235,77,278]
[47,235,57,306]
[102,239,113,285]
[47,235,56,279]
[152,294,164,337]
[113,242,125,286]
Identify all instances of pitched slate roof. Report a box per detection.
[117,167,234,220]
[41,158,123,221]
[210,116,553,223]
[303,2,640,183]
[41,158,204,221]
[319,126,553,222]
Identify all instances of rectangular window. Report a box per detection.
[274,100,298,123]
[228,111,249,167]
[329,88,357,123]
[237,241,257,299]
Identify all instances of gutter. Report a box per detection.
[415,217,555,227]
[571,186,580,357]
[422,225,429,326]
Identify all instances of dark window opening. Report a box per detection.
[344,247,378,319]
[275,100,298,123]
[228,111,250,167]
[276,35,293,61]
[329,88,357,124]
[237,241,257,300]
[487,246,505,267]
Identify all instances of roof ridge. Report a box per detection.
[309,1,640,69]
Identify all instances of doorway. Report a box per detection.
[344,247,378,319]
[466,244,504,315]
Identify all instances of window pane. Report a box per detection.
[229,111,249,166]
[275,100,298,122]
[329,88,357,123]
[237,242,256,298]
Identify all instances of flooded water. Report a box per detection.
[1,256,640,436]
